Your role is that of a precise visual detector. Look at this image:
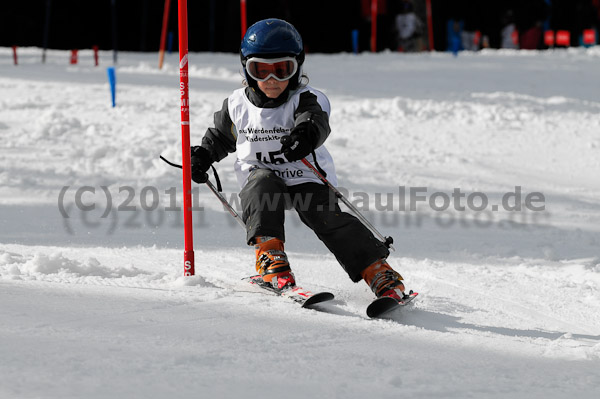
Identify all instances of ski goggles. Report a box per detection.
[245,57,298,82]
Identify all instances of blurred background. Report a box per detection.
[1,0,599,54]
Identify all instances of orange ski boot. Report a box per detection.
[361,259,406,301]
[254,236,295,290]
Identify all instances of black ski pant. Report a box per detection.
[239,168,389,282]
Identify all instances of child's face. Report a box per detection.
[257,78,289,99]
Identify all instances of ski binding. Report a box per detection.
[244,275,334,308]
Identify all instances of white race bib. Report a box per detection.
[228,86,337,188]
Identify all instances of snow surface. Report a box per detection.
[1,47,600,398]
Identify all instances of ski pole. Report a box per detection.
[161,155,392,248]
[205,180,246,229]
[160,155,246,229]
[300,158,395,251]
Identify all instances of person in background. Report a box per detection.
[395,0,424,52]
[515,0,547,49]
[501,9,519,49]
[459,0,482,51]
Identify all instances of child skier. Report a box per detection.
[190,18,407,301]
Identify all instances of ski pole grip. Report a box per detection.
[384,236,394,249]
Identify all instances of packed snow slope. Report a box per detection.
[1,47,600,398]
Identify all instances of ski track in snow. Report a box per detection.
[1,47,600,398]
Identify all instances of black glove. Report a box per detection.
[280,122,317,162]
[190,146,213,184]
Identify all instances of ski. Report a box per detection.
[244,275,334,308]
[366,291,418,318]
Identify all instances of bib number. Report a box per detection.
[256,151,286,165]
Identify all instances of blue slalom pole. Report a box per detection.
[352,29,359,54]
[167,32,174,54]
[107,67,116,107]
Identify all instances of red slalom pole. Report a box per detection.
[240,0,247,39]
[159,0,171,69]
[178,0,195,276]
[425,0,434,51]
[70,49,78,64]
[370,0,377,52]
[12,46,18,65]
[93,45,99,66]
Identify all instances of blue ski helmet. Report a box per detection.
[240,18,305,89]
